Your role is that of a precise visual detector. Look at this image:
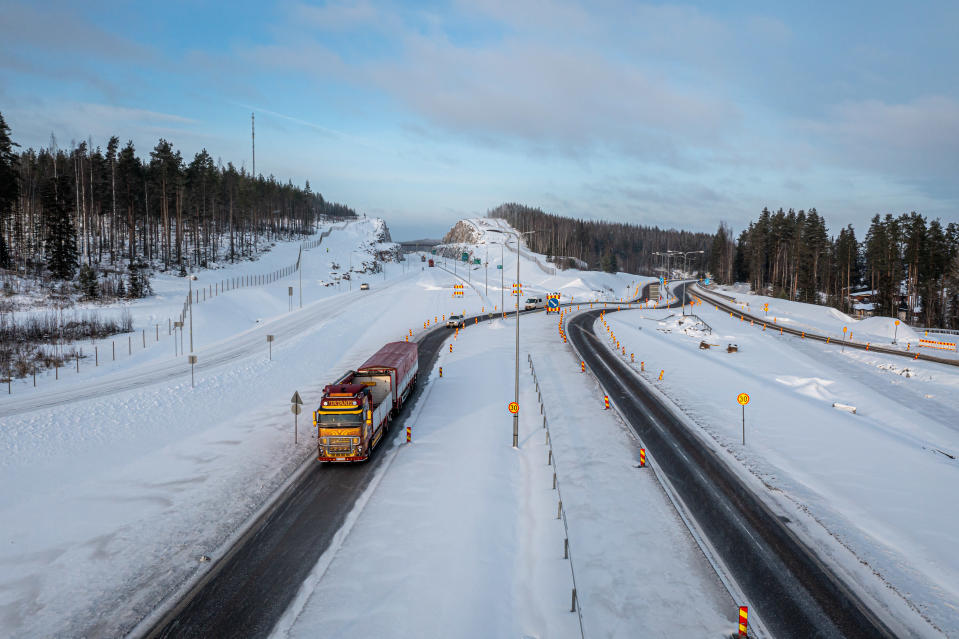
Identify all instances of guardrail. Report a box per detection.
[528,353,587,639]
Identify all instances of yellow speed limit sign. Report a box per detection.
[737,393,750,406]
[508,401,519,414]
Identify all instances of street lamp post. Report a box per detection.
[512,230,534,448]
[501,241,505,313]
[188,274,197,353]
[680,251,704,315]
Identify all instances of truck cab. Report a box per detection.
[314,382,375,461]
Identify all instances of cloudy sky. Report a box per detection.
[2,1,957,239]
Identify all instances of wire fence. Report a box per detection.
[2,222,351,394]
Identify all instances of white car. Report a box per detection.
[446,314,466,328]
[524,297,545,310]
[360,283,370,290]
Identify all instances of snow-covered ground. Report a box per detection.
[0,218,644,637]
[272,311,735,639]
[602,300,959,637]
[709,284,958,360]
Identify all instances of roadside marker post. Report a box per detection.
[739,606,748,636]
[581,361,585,373]
[188,354,198,388]
[737,393,750,445]
[604,395,610,410]
[639,448,646,467]
[291,391,304,444]
[439,366,443,378]
[658,370,664,381]
[407,426,411,443]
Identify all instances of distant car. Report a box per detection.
[446,314,466,328]
[360,283,370,290]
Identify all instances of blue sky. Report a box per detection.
[1,0,957,240]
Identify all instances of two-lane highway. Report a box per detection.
[567,294,897,638]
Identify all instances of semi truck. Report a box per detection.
[314,341,419,462]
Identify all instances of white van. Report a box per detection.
[524,297,545,310]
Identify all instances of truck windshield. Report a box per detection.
[318,412,362,426]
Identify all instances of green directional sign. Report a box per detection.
[474,258,481,265]
[431,249,437,255]
[497,264,503,269]
[462,252,469,262]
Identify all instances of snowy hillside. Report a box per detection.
[0,216,646,638]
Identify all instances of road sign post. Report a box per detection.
[291,391,304,444]
[737,393,750,444]
[188,354,197,388]
[267,334,274,360]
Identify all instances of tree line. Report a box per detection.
[488,203,715,275]
[0,111,356,296]
[729,207,959,328]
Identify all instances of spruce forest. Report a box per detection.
[730,208,959,328]
[0,111,355,298]
[488,203,715,275]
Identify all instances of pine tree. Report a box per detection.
[0,111,20,269]
[77,263,99,298]
[43,174,79,280]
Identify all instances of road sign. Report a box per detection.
[462,252,469,262]
[473,258,481,265]
[497,264,503,269]
[291,404,303,415]
[508,401,519,414]
[737,392,750,406]
[546,295,560,313]
[291,391,303,405]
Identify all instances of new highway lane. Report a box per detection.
[568,287,896,638]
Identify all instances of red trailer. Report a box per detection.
[314,341,419,462]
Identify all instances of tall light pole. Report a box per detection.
[501,241,505,312]
[680,250,703,315]
[188,274,197,353]
[512,230,534,448]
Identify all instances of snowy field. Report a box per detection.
[0,219,643,637]
[602,301,959,637]
[272,310,735,639]
[707,284,958,360]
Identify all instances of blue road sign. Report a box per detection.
[547,297,560,310]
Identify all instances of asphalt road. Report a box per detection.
[142,320,454,639]
[568,288,896,638]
